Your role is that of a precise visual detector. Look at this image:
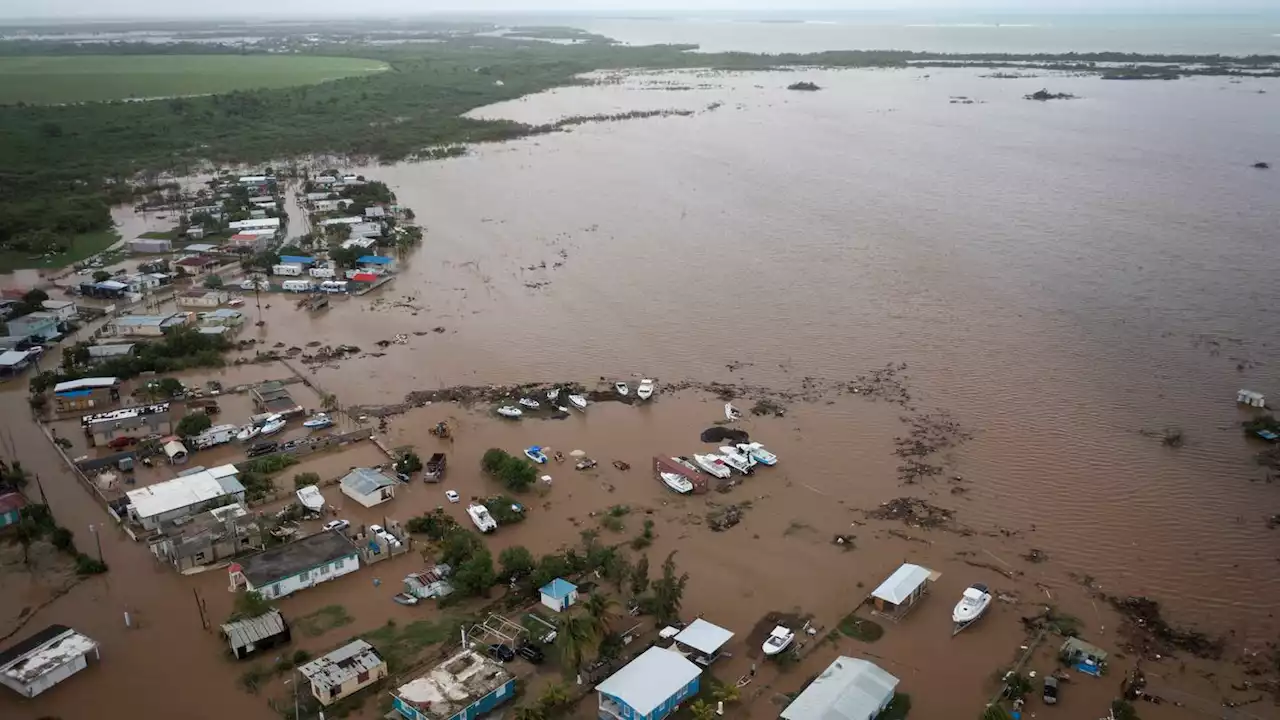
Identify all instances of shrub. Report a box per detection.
[74,554,108,575]
[397,451,423,474]
[483,495,525,525]
[498,545,535,580]
[480,448,537,492]
[294,472,321,489]
[175,412,213,438]
[244,454,298,475]
[50,526,75,552]
[405,509,459,540]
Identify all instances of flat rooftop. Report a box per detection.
[126,467,243,520]
[395,649,512,720]
[238,530,358,587]
[0,625,97,686]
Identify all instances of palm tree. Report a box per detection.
[321,393,339,412]
[554,613,598,676]
[712,682,740,705]
[513,705,546,720]
[537,683,572,710]
[689,699,716,720]
[583,593,617,635]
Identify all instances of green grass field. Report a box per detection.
[0,55,389,104]
[0,230,120,272]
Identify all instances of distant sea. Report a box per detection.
[571,12,1280,56]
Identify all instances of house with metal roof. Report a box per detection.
[597,647,701,720]
[869,563,936,620]
[7,312,60,342]
[392,648,515,720]
[779,657,899,720]
[540,578,578,612]
[0,349,36,376]
[340,468,398,508]
[125,465,244,530]
[104,313,188,338]
[672,618,734,666]
[298,639,387,706]
[229,530,361,600]
[53,376,121,413]
[0,624,99,698]
[220,609,290,660]
[87,344,136,363]
[40,300,78,322]
[82,402,172,447]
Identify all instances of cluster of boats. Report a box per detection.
[235,412,333,443]
[497,380,657,418]
[657,442,778,494]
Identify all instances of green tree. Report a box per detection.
[689,700,716,720]
[712,682,740,705]
[440,529,483,567]
[91,270,112,283]
[513,706,546,720]
[603,552,631,594]
[175,412,212,438]
[981,706,1013,720]
[330,246,361,269]
[646,552,688,623]
[156,377,185,397]
[531,553,572,591]
[61,342,90,370]
[537,683,571,711]
[630,555,650,597]
[583,593,617,638]
[553,613,598,675]
[228,590,275,621]
[321,392,339,412]
[454,548,496,596]
[293,472,321,489]
[1111,700,1139,720]
[498,545,535,580]
[203,273,224,289]
[397,450,423,474]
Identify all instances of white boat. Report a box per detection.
[524,446,548,464]
[762,626,795,656]
[952,583,992,633]
[693,453,733,479]
[296,485,325,512]
[518,398,540,409]
[568,394,588,410]
[547,388,560,401]
[259,414,287,436]
[615,382,629,396]
[718,446,757,474]
[636,379,655,400]
[724,403,742,421]
[737,442,778,466]
[497,406,523,418]
[660,471,694,494]
[303,413,333,429]
[671,457,702,474]
[236,424,261,442]
[467,503,497,533]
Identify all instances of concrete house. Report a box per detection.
[53,377,121,413]
[86,344,136,364]
[340,468,398,508]
[596,647,701,720]
[104,314,188,338]
[220,609,290,661]
[125,465,244,531]
[392,648,515,720]
[671,618,734,666]
[298,640,387,706]
[230,530,360,600]
[779,657,899,720]
[149,503,262,572]
[540,578,579,613]
[0,625,99,698]
[81,403,172,447]
[251,381,302,416]
[177,290,229,308]
[40,300,77,322]
[7,312,60,342]
[199,308,244,328]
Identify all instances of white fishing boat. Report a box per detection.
[296,485,325,512]
[259,414,287,436]
[568,394,588,410]
[671,457,702,474]
[303,413,333,429]
[718,446,757,474]
[762,626,795,656]
[737,442,778,466]
[636,379,655,400]
[952,583,992,634]
[547,387,560,401]
[236,424,261,442]
[693,453,733,479]
[524,446,548,464]
[518,397,540,409]
[467,503,497,533]
[615,382,630,396]
[724,403,742,421]
[659,471,694,494]
[497,406,523,418]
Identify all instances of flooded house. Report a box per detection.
[779,657,899,720]
[869,563,937,620]
[81,403,172,447]
[0,624,100,698]
[103,313,188,338]
[392,648,515,720]
[220,609,290,660]
[251,380,303,417]
[149,502,262,572]
[198,308,244,330]
[297,639,387,707]
[40,299,78,322]
[670,618,734,667]
[176,290,229,308]
[596,647,701,720]
[124,464,243,531]
[6,312,60,342]
[53,376,121,413]
[86,343,136,365]
[539,578,578,612]
[404,564,454,600]
[340,468,399,508]
[228,530,360,600]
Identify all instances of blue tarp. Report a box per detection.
[357,256,392,265]
[55,388,93,397]
[279,255,315,265]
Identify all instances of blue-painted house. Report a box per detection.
[393,648,515,720]
[0,493,26,528]
[540,578,578,612]
[596,647,702,720]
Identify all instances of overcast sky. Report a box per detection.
[1,0,1274,21]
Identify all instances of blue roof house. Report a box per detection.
[597,647,701,720]
[539,578,578,612]
[279,255,316,266]
[357,255,395,272]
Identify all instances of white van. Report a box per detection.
[309,266,335,279]
[319,281,348,294]
[282,279,315,293]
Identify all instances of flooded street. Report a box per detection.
[3,66,1280,719]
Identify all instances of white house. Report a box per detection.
[273,263,303,276]
[340,468,398,508]
[539,578,578,612]
[40,300,78,322]
[347,222,382,238]
[229,218,281,231]
[229,530,361,600]
[125,465,244,530]
[779,657,899,720]
[319,216,363,227]
[105,314,188,338]
[0,624,99,698]
[177,290,229,308]
[297,640,388,706]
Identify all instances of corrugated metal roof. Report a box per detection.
[674,618,734,655]
[220,610,287,650]
[341,468,397,496]
[779,657,898,720]
[870,564,931,605]
[596,647,701,716]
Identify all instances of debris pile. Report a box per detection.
[700,427,750,444]
[847,363,911,406]
[707,504,743,531]
[750,398,786,417]
[1021,549,1049,564]
[1108,595,1225,660]
[865,497,955,530]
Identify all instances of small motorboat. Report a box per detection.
[259,414,287,436]
[227,298,245,307]
[718,446,757,475]
[724,403,742,421]
[236,424,261,442]
[671,456,702,474]
[568,394,588,410]
[296,485,325,512]
[558,405,570,413]
[636,379,655,400]
[737,442,778,466]
[468,503,497,533]
[694,453,733,479]
[518,398,540,409]
[547,387,560,401]
[615,382,629,396]
[762,626,795,656]
[524,446,548,464]
[952,583,992,634]
[303,413,333,430]
[393,592,420,606]
[660,471,694,494]
[497,406,523,418]
[575,458,598,471]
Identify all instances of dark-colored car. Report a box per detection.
[1042,676,1059,705]
[487,644,515,663]
[247,441,278,458]
[107,436,138,450]
[517,644,544,664]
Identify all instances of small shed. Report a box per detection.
[673,618,734,666]
[1060,637,1108,676]
[1237,389,1265,408]
[340,468,398,508]
[539,578,578,612]
[869,563,936,619]
[163,439,189,465]
[220,609,290,660]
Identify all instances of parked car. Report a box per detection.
[107,436,138,450]
[487,644,516,663]
[247,441,278,458]
[1042,676,1059,705]
[517,644,544,664]
[445,490,460,503]
[323,519,350,533]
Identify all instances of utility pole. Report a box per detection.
[89,524,102,561]
[193,587,209,630]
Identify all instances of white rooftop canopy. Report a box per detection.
[674,618,734,655]
[870,563,932,605]
[780,657,899,720]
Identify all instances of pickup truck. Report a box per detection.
[425,452,446,481]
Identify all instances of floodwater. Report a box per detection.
[3,66,1280,719]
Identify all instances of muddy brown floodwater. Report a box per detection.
[3,67,1280,720]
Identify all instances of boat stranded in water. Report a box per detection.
[952,583,992,635]
[636,378,655,400]
[737,442,778,466]
[568,394,588,410]
[236,424,261,442]
[615,381,630,396]
[468,503,497,533]
[724,403,742,421]
[694,453,733,479]
[303,413,333,429]
[259,414,287,436]
[672,456,702,474]
[497,406,523,418]
[660,471,694,494]
[762,625,795,656]
[524,446,548,464]
[718,446,757,474]
[296,485,325,512]
[518,397,540,409]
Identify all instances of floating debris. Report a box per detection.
[865,497,956,530]
[1108,595,1225,660]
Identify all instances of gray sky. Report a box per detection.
[0,0,1273,21]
